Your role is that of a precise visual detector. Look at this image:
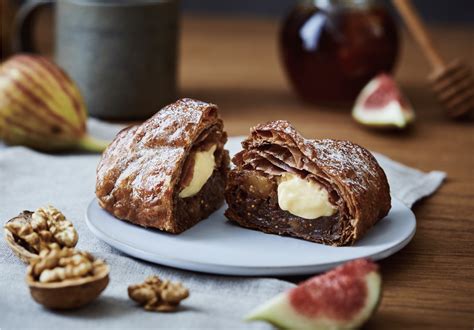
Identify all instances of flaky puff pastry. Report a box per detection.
[96,99,229,233]
[225,120,390,246]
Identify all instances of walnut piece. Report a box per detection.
[5,206,78,255]
[26,245,110,310]
[28,245,104,283]
[128,275,189,312]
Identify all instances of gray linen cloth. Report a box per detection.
[0,119,445,329]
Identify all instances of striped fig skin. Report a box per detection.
[30,56,86,127]
[0,54,106,152]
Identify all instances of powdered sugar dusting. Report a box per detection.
[237,120,391,245]
[306,138,378,193]
[95,98,222,227]
[242,120,380,195]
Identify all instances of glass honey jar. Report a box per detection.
[280,0,399,105]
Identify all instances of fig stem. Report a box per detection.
[76,134,109,153]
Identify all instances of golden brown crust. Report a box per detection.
[226,120,391,245]
[96,98,229,233]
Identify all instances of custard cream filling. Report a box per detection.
[277,173,336,219]
[179,145,217,198]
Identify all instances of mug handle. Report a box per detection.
[14,0,55,53]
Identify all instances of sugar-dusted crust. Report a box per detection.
[225,120,391,246]
[96,98,229,233]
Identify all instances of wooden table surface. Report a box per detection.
[179,17,474,329]
[33,14,473,328]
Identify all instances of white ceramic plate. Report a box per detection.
[86,137,416,276]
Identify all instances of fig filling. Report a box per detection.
[178,127,223,198]
[225,170,347,244]
[174,127,229,233]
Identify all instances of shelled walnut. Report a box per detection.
[26,246,109,309]
[4,206,78,262]
[128,275,189,312]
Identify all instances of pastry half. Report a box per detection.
[96,98,229,233]
[225,120,391,246]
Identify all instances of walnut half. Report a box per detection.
[26,245,109,309]
[128,275,189,312]
[4,206,78,262]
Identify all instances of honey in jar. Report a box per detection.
[280,0,399,104]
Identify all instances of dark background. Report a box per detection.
[9,0,474,23]
[182,0,474,23]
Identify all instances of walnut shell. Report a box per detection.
[4,206,77,263]
[26,260,109,309]
[4,212,39,263]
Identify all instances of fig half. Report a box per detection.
[352,73,415,129]
[246,259,382,330]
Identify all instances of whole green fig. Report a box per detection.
[0,54,108,152]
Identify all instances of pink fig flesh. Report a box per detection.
[363,74,407,109]
[352,73,415,129]
[246,259,382,330]
[289,259,377,320]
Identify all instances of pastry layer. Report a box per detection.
[96,98,229,233]
[224,120,391,246]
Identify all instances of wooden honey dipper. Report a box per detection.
[393,0,474,119]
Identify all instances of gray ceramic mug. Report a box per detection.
[16,0,179,119]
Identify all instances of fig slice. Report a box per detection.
[352,73,415,129]
[245,259,382,330]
